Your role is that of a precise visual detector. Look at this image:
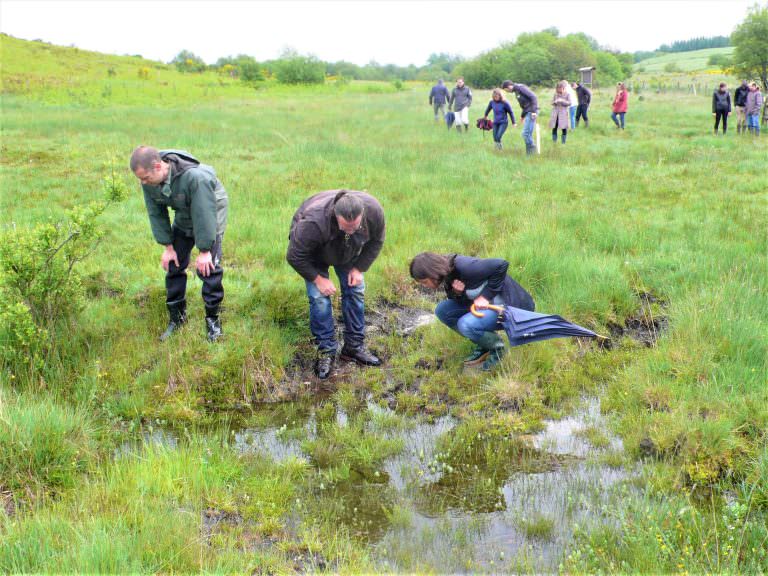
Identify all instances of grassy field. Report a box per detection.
[634,46,735,72]
[1,35,767,573]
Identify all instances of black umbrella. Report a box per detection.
[471,304,601,347]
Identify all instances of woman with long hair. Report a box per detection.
[611,82,628,129]
[409,252,534,371]
[549,80,572,144]
[483,88,517,150]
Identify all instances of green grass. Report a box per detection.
[1,35,766,573]
[635,47,735,72]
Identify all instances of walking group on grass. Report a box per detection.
[712,80,763,135]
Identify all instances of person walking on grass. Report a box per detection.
[712,82,732,135]
[565,80,578,129]
[449,77,473,133]
[502,80,539,155]
[550,81,572,144]
[130,146,228,342]
[287,190,385,380]
[611,82,628,130]
[429,79,450,123]
[734,80,749,135]
[572,81,592,127]
[409,252,535,372]
[745,82,763,137]
[483,89,517,150]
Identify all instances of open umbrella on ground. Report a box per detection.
[471,304,603,347]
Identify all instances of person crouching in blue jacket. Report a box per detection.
[483,89,517,150]
[410,252,534,371]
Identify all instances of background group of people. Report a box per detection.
[712,80,764,136]
[430,77,629,153]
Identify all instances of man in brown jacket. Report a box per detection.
[287,190,385,379]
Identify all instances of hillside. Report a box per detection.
[634,46,734,72]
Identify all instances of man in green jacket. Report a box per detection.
[130,146,229,342]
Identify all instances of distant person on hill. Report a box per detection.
[409,252,535,372]
[611,82,629,130]
[712,82,732,135]
[745,82,763,136]
[286,190,385,379]
[449,77,473,132]
[429,79,450,122]
[130,146,228,342]
[572,81,592,127]
[483,89,517,150]
[565,81,578,129]
[734,80,749,135]
[550,81,572,144]
[502,80,539,155]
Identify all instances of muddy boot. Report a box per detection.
[314,351,336,380]
[340,344,381,366]
[561,132,567,144]
[205,305,222,342]
[463,344,489,366]
[584,120,589,128]
[476,332,505,372]
[456,124,463,133]
[526,144,535,156]
[160,299,186,342]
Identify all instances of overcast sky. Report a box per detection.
[0,1,758,66]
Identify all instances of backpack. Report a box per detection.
[445,111,456,128]
[476,117,493,130]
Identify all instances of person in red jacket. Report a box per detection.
[611,82,628,129]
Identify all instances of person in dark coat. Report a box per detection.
[572,81,592,127]
[131,146,228,342]
[483,88,517,150]
[734,80,749,135]
[501,80,539,155]
[409,252,534,372]
[712,82,732,135]
[429,79,450,122]
[449,77,473,133]
[287,190,385,379]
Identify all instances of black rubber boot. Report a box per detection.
[463,344,489,366]
[314,351,336,380]
[205,305,223,342]
[340,345,382,366]
[474,332,505,372]
[160,300,187,342]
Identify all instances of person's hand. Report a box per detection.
[512,123,518,128]
[314,275,337,296]
[473,295,490,310]
[161,245,179,271]
[196,251,215,277]
[531,112,538,120]
[451,279,465,293]
[347,268,363,287]
[712,113,716,116]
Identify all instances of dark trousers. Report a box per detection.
[492,121,508,143]
[714,110,728,133]
[305,267,365,353]
[575,104,589,125]
[166,227,224,309]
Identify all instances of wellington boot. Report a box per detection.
[160,300,187,342]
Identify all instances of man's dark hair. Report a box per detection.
[130,146,161,172]
[719,82,727,88]
[409,252,453,282]
[333,192,364,221]
[501,80,514,90]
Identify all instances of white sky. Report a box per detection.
[0,0,757,66]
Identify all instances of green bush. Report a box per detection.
[274,53,325,85]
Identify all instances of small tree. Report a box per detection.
[171,49,207,73]
[274,50,325,85]
[731,4,768,92]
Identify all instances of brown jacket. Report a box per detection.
[287,190,386,282]
[549,92,571,129]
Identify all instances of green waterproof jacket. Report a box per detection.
[142,150,228,251]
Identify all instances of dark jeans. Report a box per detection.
[305,267,365,353]
[435,299,501,344]
[611,111,626,128]
[714,110,728,133]
[492,121,508,143]
[166,227,224,308]
[575,104,589,125]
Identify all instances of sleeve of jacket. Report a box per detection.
[353,205,385,273]
[505,101,516,124]
[585,88,592,105]
[429,87,434,105]
[188,172,219,251]
[712,92,717,113]
[143,188,173,245]
[449,88,455,109]
[477,258,509,300]
[467,89,473,107]
[286,220,323,282]
[484,101,492,117]
[728,93,732,112]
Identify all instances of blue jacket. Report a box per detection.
[444,255,535,311]
[484,100,516,125]
[429,83,450,105]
